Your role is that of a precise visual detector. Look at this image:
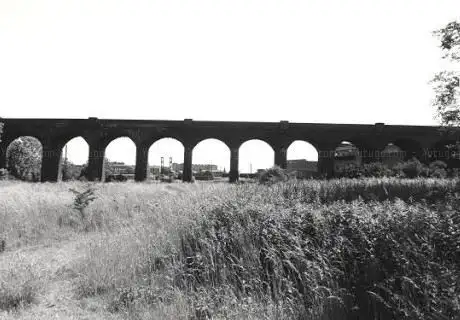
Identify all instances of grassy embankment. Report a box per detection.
[0,178,459,319]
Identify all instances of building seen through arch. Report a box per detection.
[286,140,319,178]
[334,142,361,174]
[381,143,405,167]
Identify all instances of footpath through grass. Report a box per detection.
[0,179,459,320]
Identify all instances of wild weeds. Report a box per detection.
[72,178,460,319]
[69,186,97,219]
[0,254,40,311]
[171,180,460,319]
[2,179,460,319]
[59,186,98,232]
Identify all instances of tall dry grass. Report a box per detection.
[0,181,219,248]
[1,178,459,319]
[0,252,41,312]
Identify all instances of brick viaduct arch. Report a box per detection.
[0,118,458,182]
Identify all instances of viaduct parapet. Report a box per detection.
[0,118,459,182]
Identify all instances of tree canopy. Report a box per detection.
[435,21,460,60]
[6,136,42,181]
[432,21,460,127]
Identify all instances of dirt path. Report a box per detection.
[0,236,122,320]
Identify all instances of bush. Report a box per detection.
[398,158,424,178]
[335,163,363,178]
[363,162,396,177]
[195,170,214,181]
[106,174,128,182]
[429,160,448,178]
[334,160,455,179]
[337,162,397,178]
[258,166,292,184]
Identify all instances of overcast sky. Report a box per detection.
[1,0,459,171]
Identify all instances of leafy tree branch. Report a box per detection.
[432,21,460,127]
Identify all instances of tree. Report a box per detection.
[435,21,460,60]
[432,71,460,126]
[432,21,460,127]
[6,137,42,181]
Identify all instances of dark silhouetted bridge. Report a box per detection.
[1,118,459,182]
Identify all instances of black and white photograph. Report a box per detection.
[1,1,460,319]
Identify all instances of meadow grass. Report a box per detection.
[0,252,41,312]
[0,178,459,319]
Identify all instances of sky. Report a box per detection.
[1,0,460,172]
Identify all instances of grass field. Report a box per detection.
[0,179,459,319]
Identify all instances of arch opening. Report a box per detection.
[239,139,274,178]
[60,136,89,181]
[148,138,184,181]
[6,136,43,182]
[192,139,230,181]
[381,143,405,167]
[286,140,318,179]
[333,141,361,174]
[390,139,423,163]
[104,137,136,182]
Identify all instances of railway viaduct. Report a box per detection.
[0,117,459,182]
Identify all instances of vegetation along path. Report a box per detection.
[0,179,460,320]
